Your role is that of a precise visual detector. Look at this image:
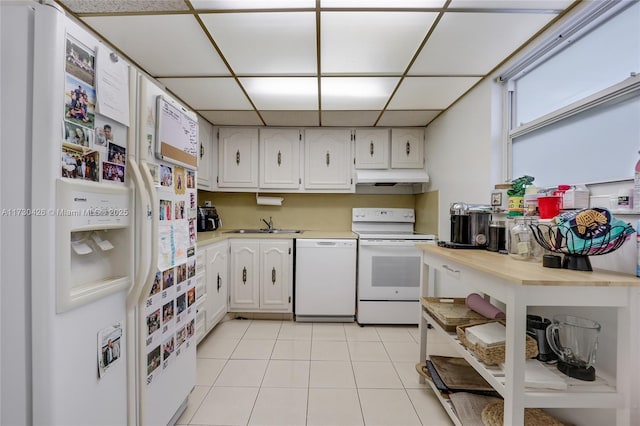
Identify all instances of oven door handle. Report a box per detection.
[359,240,434,247]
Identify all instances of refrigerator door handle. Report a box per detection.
[138,160,159,302]
[127,158,151,297]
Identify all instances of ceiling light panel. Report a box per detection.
[158,78,252,110]
[321,0,445,7]
[321,11,438,74]
[389,76,481,109]
[58,0,189,14]
[448,0,573,10]
[240,77,318,110]
[409,12,556,75]
[200,12,316,75]
[192,0,315,9]
[82,15,229,77]
[321,77,400,110]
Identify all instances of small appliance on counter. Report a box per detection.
[438,202,492,249]
[197,206,221,232]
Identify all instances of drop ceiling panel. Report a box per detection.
[321,77,400,110]
[322,111,380,127]
[321,11,438,74]
[409,12,557,75]
[192,0,315,9]
[82,15,229,77]
[240,77,318,110]
[389,77,481,109]
[59,0,188,13]
[200,12,317,75]
[261,111,320,126]
[199,110,264,126]
[449,0,574,10]
[377,110,441,127]
[158,78,252,110]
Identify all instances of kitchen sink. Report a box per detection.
[225,229,303,234]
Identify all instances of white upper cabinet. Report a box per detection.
[218,127,259,188]
[197,118,213,189]
[259,128,302,189]
[390,128,425,169]
[304,128,353,190]
[354,128,390,169]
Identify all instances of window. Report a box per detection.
[504,1,640,187]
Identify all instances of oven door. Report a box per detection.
[358,239,429,300]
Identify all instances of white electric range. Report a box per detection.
[352,208,436,325]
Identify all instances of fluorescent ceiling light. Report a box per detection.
[192,0,315,9]
[243,78,317,96]
[321,0,445,7]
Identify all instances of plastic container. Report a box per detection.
[538,196,562,219]
[563,185,590,209]
[553,185,571,209]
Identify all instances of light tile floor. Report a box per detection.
[177,319,456,426]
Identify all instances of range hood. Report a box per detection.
[355,169,430,185]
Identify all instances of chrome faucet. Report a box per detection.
[261,216,273,231]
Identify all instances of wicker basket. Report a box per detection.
[456,321,538,366]
[481,401,565,426]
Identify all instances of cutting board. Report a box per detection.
[449,393,502,426]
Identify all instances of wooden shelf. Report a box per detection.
[420,309,620,409]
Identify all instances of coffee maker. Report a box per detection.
[438,202,492,249]
[197,206,221,232]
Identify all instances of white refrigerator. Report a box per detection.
[1,2,197,424]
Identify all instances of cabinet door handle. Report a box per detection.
[277,150,282,166]
[242,267,247,284]
[370,141,374,157]
[271,267,276,285]
[236,149,241,166]
[217,273,221,292]
[406,141,411,156]
[326,151,330,167]
[200,142,204,159]
[442,264,460,273]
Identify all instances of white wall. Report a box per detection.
[425,77,502,242]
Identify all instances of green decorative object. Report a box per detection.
[507,175,535,217]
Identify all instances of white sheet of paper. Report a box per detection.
[95,47,130,126]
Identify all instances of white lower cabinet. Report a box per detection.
[229,239,293,313]
[205,240,228,331]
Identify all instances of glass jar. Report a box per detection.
[508,217,542,261]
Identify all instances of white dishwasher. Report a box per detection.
[295,239,357,322]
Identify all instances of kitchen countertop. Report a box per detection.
[197,230,358,247]
[417,244,640,287]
